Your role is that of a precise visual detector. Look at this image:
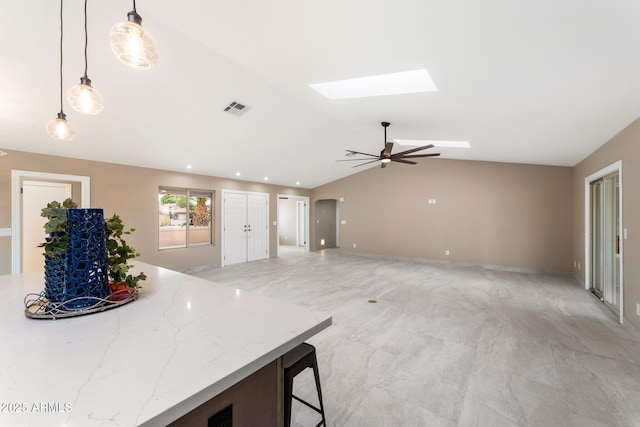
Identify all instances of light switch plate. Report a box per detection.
[0,228,11,237]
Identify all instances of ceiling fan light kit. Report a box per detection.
[337,122,441,169]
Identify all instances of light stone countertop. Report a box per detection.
[0,261,332,427]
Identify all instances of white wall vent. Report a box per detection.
[223,101,248,116]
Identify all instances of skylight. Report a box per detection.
[393,140,470,148]
[309,69,437,100]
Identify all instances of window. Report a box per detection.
[159,187,213,249]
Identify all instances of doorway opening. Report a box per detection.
[314,199,339,250]
[11,170,90,274]
[277,195,309,257]
[584,161,623,324]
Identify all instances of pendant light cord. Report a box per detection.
[132,0,137,12]
[83,0,88,77]
[58,0,64,113]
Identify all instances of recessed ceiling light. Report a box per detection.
[295,182,300,186]
[186,164,193,169]
[235,172,241,176]
[309,69,437,100]
[393,140,470,148]
[264,177,269,181]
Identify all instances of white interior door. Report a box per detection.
[296,200,306,247]
[22,180,72,272]
[224,192,248,266]
[247,194,268,262]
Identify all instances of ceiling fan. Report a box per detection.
[337,122,440,168]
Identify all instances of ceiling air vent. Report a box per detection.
[223,101,248,116]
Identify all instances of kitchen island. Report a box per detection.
[0,261,331,426]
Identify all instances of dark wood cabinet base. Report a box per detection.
[168,359,283,427]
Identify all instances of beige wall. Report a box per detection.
[572,117,640,329]
[0,150,310,274]
[0,147,592,291]
[311,159,574,272]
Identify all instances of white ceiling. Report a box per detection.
[3,1,640,188]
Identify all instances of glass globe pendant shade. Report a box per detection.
[109,11,158,70]
[381,158,391,164]
[46,112,76,141]
[67,76,104,115]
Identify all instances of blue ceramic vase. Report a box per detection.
[43,208,109,309]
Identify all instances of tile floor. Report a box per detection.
[193,248,640,427]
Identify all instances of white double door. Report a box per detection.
[223,191,269,266]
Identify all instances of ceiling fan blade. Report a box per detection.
[352,159,381,168]
[383,142,393,157]
[346,150,379,158]
[397,153,441,159]
[336,158,381,162]
[391,144,435,157]
[391,158,417,165]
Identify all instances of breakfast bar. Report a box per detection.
[0,261,332,426]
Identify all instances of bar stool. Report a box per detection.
[283,342,327,427]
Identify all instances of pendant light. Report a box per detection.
[67,0,104,115]
[109,0,158,70]
[47,0,76,141]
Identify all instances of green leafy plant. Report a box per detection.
[38,198,78,258]
[105,213,146,290]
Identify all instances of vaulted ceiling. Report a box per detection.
[3,1,640,188]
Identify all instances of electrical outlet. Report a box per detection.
[578,262,581,270]
[353,243,357,249]
[573,261,576,268]
[636,303,640,317]
[445,250,450,256]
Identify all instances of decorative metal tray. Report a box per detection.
[24,290,138,320]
